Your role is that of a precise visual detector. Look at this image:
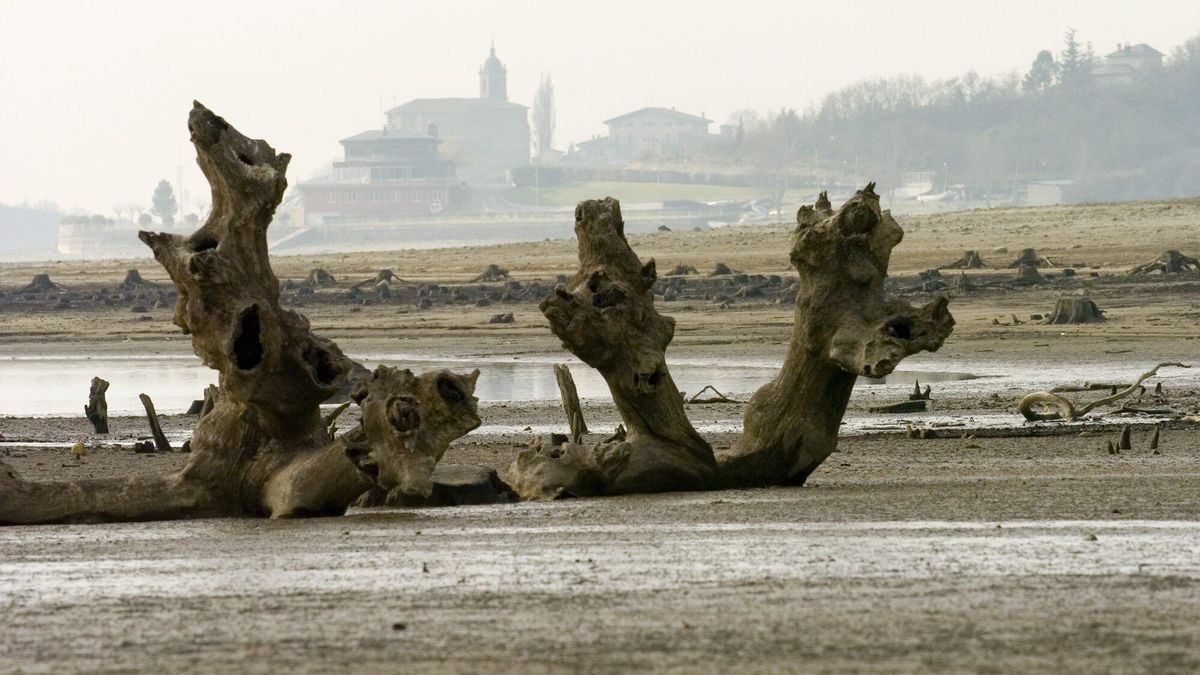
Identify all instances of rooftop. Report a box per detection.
[340,129,437,143]
[1106,43,1163,58]
[604,107,711,126]
[387,98,527,114]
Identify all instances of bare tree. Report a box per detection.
[531,72,556,158]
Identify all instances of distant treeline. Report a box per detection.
[717,31,1200,202]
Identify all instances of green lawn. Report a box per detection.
[503,181,772,207]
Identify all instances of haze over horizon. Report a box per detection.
[3,0,1199,214]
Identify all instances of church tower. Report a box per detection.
[479,43,508,101]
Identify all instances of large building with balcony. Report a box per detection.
[296,128,458,225]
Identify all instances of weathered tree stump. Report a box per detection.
[668,264,698,276]
[119,269,156,289]
[1128,250,1200,275]
[943,250,986,269]
[1044,297,1104,324]
[1007,248,1054,268]
[472,264,510,282]
[709,262,735,276]
[304,268,336,287]
[84,377,110,434]
[138,393,172,452]
[510,186,954,498]
[0,103,481,525]
[553,363,588,442]
[1013,264,1048,285]
[19,274,62,294]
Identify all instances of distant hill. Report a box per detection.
[0,203,61,260]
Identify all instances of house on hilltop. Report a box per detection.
[1090,43,1163,87]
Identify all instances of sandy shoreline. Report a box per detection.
[2,199,1199,672]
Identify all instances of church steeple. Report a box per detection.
[479,42,508,101]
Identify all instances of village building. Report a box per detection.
[571,107,715,163]
[384,45,530,186]
[296,128,458,226]
[296,45,530,225]
[1090,43,1163,87]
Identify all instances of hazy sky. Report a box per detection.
[3,0,1199,214]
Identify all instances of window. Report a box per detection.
[391,190,403,202]
[346,192,358,203]
[368,191,380,203]
[413,191,423,202]
[326,192,339,204]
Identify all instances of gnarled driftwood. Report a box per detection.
[510,186,954,498]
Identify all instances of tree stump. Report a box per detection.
[304,268,336,286]
[1007,248,1054,268]
[1044,298,1105,324]
[553,363,589,442]
[472,264,510,282]
[1128,250,1200,275]
[943,250,986,269]
[119,269,156,289]
[19,274,62,294]
[709,262,734,276]
[84,377,110,434]
[1013,264,1048,285]
[668,264,698,276]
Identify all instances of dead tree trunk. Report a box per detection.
[84,377,109,434]
[138,393,172,452]
[510,199,720,499]
[510,187,954,498]
[554,363,588,442]
[0,103,480,525]
[718,184,954,486]
[1044,298,1104,324]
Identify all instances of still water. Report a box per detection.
[0,353,978,418]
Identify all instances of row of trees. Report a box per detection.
[711,29,1200,205]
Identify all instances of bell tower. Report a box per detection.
[479,42,508,101]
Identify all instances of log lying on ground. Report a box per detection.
[1007,248,1055,268]
[1018,362,1190,422]
[1128,250,1200,275]
[84,377,110,434]
[1043,297,1104,324]
[942,250,986,269]
[472,264,510,282]
[0,103,480,525]
[509,186,954,498]
[19,274,63,294]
